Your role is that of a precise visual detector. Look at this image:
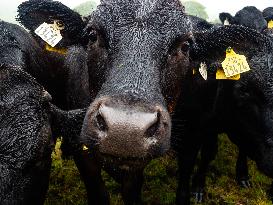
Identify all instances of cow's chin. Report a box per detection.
[97,152,152,171]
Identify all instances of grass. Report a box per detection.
[45,134,273,205]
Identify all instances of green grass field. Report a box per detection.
[45,134,273,205]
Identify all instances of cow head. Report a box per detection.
[262,7,273,37]
[78,0,195,165]
[219,6,268,33]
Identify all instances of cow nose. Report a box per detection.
[97,105,160,138]
[83,99,171,158]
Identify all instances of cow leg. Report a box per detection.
[269,182,273,201]
[191,134,218,203]
[121,170,144,205]
[236,150,252,188]
[74,152,110,205]
[176,142,201,205]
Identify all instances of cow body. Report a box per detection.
[0,64,85,204]
[0,64,53,204]
[0,19,85,203]
[173,29,273,204]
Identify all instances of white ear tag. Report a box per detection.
[224,18,230,26]
[199,62,207,80]
[35,22,63,47]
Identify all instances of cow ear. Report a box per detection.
[189,25,271,67]
[219,12,235,25]
[263,7,273,22]
[17,0,88,47]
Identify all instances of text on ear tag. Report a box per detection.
[35,22,63,47]
[268,20,273,29]
[199,62,207,80]
[221,47,250,77]
[216,68,240,80]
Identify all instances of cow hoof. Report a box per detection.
[176,193,191,205]
[237,179,252,188]
[191,189,205,203]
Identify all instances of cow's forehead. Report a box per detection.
[91,0,192,50]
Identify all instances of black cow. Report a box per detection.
[184,11,273,203]
[173,30,273,204]
[187,16,254,201]
[219,6,268,33]
[0,18,86,204]
[16,0,273,204]
[0,64,53,205]
[0,63,85,204]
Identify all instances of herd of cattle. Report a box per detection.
[0,0,273,204]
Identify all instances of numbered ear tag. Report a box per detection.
[216,68,240,80]
[268,20,273,29]
[35,22,63,47]
[199,62,207,80]
[224,18,230,26]
[221,47,250,78]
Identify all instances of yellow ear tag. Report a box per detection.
[216,68,240,80]
[193,68,196,75]
[82,145,89,151]
[268,20,273,29]
[45,43,67,55]
[221,47,250,78]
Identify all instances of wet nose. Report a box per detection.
[82,99,171,158]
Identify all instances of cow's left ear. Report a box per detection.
[219,12,236,25]
[189,25,271,67]
[17,0,88,47]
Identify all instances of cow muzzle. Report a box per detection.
[81,97,171,159]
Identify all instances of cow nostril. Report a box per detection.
[96,113,108,132]
[145,112,161,138]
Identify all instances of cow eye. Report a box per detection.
[89,29,98,43]
[169,36,192,57]
[180,41,190,53]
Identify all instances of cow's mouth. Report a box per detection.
[98,152,151,170]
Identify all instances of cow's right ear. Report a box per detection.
[17,0,88,47]
[219,12,236,25]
